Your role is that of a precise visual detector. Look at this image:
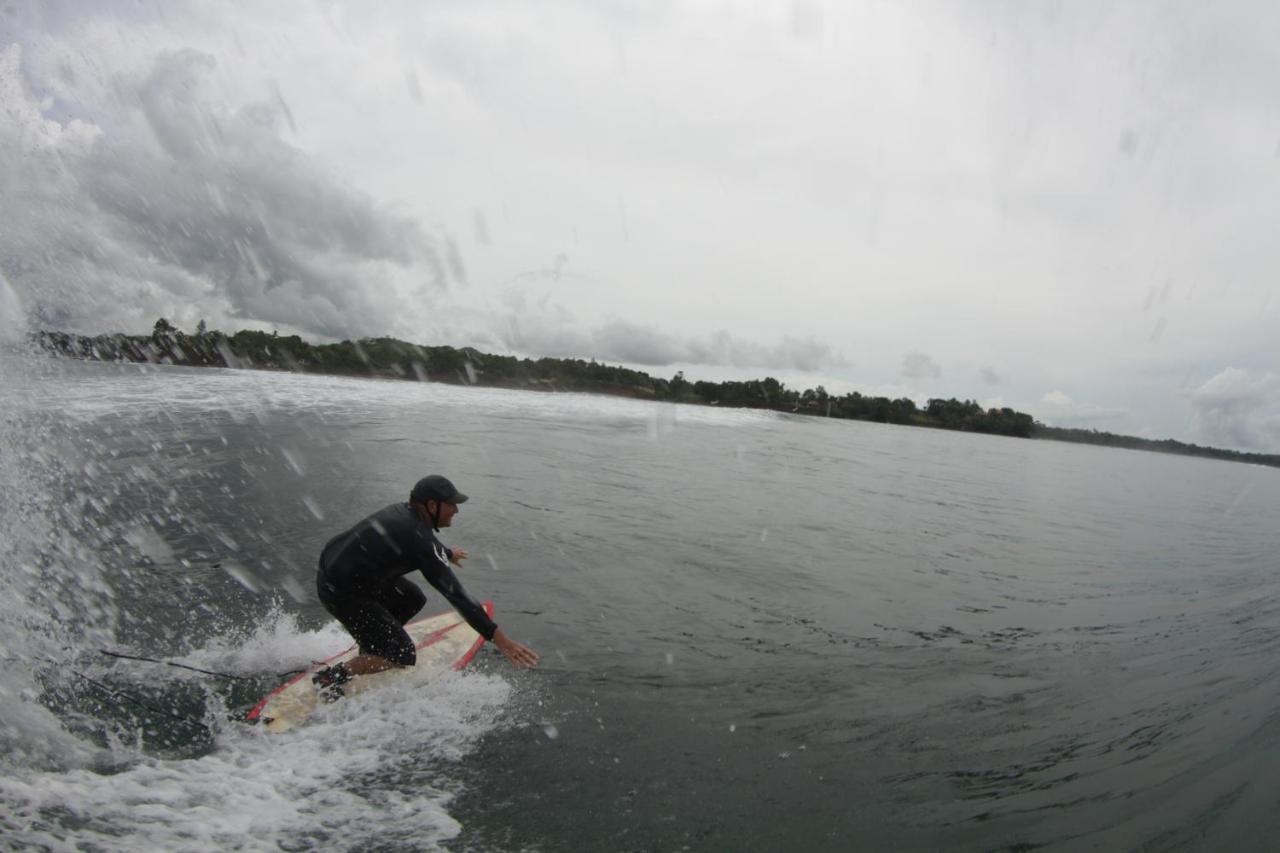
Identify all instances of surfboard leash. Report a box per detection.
[97,649,252,681]
[67,668,213,733]
[6,653,288,733]
[97,649,304,681]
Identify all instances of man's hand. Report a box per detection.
[492,628,539,668]
[449,547,469,566]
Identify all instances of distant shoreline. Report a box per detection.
[28,320,1280,470]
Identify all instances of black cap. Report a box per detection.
[410,475,469,505]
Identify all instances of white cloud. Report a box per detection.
[1034,388,1131,430]
[1186,368,1280,451]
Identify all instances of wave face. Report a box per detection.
[0,358,515,851]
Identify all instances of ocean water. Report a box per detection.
[3,354,1279,852]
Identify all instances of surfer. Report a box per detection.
[311,474,539,694]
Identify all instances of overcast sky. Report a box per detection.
[2,1,1278,450]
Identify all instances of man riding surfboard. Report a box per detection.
[312,474,538,696]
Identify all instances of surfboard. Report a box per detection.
[247,600,493,733]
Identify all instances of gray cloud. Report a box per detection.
[497,313,845,372]
[901,351,942,380]
[1186,368,1280,452]
[1,45,455,340]
[979,366,1003,384]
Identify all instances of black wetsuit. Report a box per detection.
[315,502,498,665]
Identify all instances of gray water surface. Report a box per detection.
[3,358,1279,851]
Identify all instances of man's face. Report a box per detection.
[434,500,459,527]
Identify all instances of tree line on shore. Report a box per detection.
[29,319,1280,468]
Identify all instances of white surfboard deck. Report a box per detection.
[248,601,492,733]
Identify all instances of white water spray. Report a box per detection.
[0,347,119,774]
